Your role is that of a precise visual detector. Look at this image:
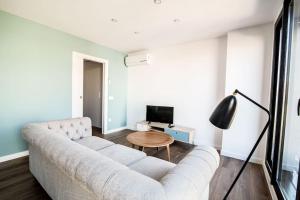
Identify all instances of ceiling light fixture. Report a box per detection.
[173,19,180,23]
[111,18,118,23]
[154,0,162,4]
[134,31,140,34]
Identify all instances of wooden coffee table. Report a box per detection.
[126,131,174,161]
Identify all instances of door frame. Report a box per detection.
[72,51,109,134]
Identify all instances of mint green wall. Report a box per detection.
[0,11,127,156]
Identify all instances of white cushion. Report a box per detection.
[129,156,175,181]
[74,136,114,150]
[97,144,146,166]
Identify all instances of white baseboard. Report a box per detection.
[0,150,29,163]
[262,163,278,200]
[221,150,263,164]
[105,126,128,134]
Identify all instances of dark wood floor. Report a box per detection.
[0,129,272,200]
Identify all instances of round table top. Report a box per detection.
[126,131,174,148]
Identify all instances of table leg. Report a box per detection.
[132,144,135,149]
[166,145,171,162]
[157,147,159,152]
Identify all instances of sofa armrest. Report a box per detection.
[160,145,220,200]
[22,124,54,145]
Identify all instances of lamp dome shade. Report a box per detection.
[209,95,237,129]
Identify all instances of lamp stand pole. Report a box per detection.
[223,89,271,200]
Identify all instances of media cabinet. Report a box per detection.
[136,121,195,144]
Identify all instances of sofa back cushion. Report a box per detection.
[30,117,92,140]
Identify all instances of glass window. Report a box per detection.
[277,0,300,199]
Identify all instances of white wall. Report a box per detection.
[222,23,274,163]
[127,38,227,148]
[127,23,274,161]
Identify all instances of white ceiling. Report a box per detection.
[0,0,281,53]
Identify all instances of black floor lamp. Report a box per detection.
[209,89,271,200]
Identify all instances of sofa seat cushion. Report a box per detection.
[97,144,146,166]
[129,156,175,181]
[74,136,114,151]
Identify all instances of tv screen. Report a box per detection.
[146,105,174,124]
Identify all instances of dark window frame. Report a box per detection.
[266,11,283,174]
[265,0,297,199]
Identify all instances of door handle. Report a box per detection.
[298,99,300,116]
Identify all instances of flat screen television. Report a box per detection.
[146,105,174,124]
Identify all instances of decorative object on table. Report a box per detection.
[209,89,270,200]
[126,131,174,161]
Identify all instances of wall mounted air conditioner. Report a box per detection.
[125,53,151,67]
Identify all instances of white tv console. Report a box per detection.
[136,121,195,144]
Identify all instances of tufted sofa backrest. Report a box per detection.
[30,117,92,140]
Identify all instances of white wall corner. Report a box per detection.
[222,23,273,164]
[0,150,29,163]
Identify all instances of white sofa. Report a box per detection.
[22,117,220,200]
